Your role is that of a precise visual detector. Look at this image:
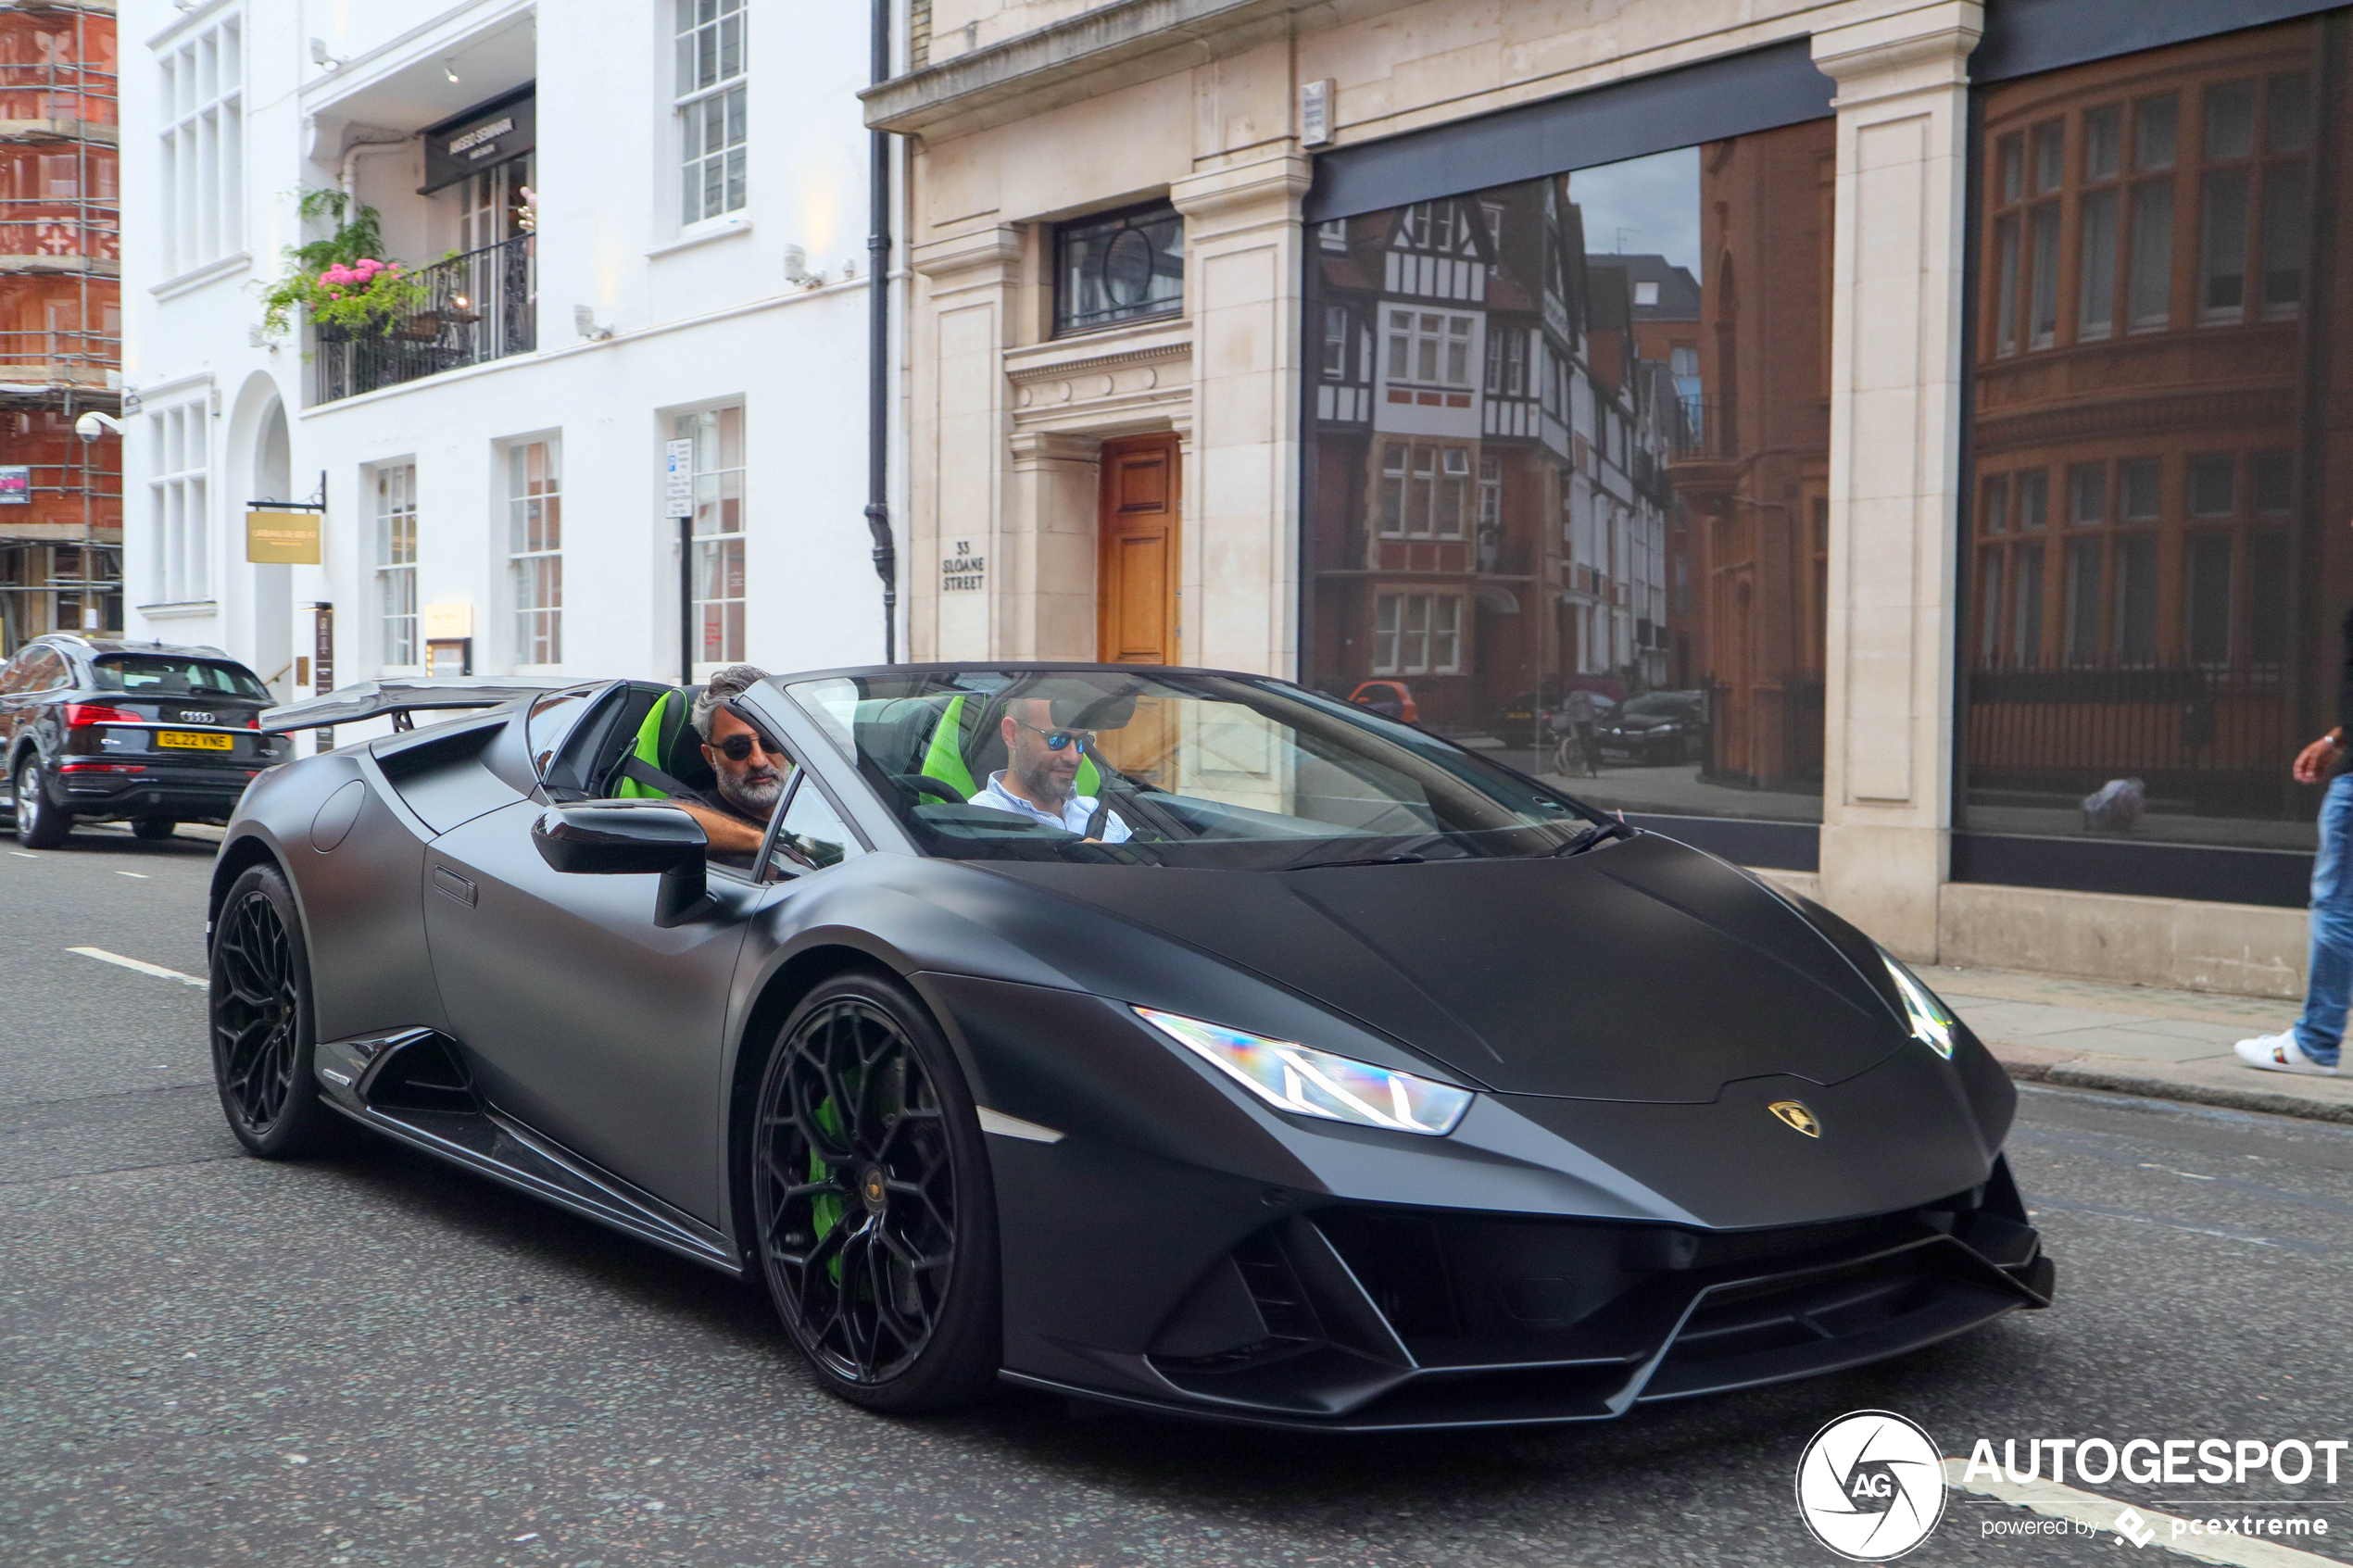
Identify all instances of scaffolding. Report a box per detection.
[0,0,118,656]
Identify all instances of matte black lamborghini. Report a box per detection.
[209,663,2052,1430]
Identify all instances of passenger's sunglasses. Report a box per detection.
[1015,719,1094,753]
[714,733,782,764]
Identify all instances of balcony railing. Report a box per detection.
[315,234,535,404]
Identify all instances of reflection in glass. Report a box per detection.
[1052,202,1183,334]
[1302,122,1832,827]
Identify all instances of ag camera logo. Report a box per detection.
[1795,1411,1948,1561]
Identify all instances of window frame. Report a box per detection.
[373,462,420,671]
[156,15,244,277]
[505,436,564,669]
[145,402,209,607]
[673,0,748,231]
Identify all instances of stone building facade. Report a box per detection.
[866,0,2344,995]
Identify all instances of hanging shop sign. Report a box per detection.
[421,86,535,194]
[0,465,28,503]
[246,507,323,565]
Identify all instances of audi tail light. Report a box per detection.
[63,703,138,727]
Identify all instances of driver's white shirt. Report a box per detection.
[969,771,1132,842]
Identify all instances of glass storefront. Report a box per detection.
[1301,117,1835,834]
[1963,13,2347,857]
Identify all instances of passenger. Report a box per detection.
[969,696,1132,843]
[675,663,788,865]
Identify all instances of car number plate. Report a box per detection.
[157,730,233,751]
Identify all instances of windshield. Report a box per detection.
[1621,693,1693,718]
[92,656,271,700]
[785,669,1610,869]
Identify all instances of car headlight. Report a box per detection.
[1133,1007,1473,1136]
[1880,950,1956,1059]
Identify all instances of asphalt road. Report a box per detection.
[4,821,2351,1567]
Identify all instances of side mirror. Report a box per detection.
[533,801,711,927]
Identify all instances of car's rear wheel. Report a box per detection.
[132,816,177,841]
[13,758,68,849]
[209,862,352,1159]
[749,972,1000,1411]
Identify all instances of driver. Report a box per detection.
[674,663,790,865]
[968,697,1131,843]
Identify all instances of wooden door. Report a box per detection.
[1097,433,1179,665]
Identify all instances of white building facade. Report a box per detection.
[122,0,897,716]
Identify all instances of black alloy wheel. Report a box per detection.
[132,816,177,841]
[14,759,67,849]
[749,972,1000,1411]
[209,863,351,1159]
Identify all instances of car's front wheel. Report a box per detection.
[13,758,68,849]
[748,972,1000,1412]
[209,862,353,1159]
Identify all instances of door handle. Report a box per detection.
[432,864,478,907]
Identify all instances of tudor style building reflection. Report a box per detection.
[1305,119,1832,806]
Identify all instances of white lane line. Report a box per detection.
[116,871,150,879]
[67,947,207,989]
[8,850,35,859]
[1944,1459,2341,1566]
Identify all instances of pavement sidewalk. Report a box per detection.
[1929,963,2353,1124]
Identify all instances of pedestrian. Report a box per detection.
[2234,606,2353,1078]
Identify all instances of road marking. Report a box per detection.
[1945,1458,2341,1566]
[115,871,150,879]
[8,850,34,859]
[67,947,206,989]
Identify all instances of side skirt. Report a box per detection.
[316,1027,740,1277]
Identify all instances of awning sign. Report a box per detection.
[422,89,535,193]
[246,508,322,565]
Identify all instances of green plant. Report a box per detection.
[257,190,432,340]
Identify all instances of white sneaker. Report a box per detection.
[2233,1031,2340,1077]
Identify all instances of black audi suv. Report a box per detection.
[1,634,290,847]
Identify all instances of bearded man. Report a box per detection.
[674,664,791,866]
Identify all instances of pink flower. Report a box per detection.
[320,263,354,285]
[355,257,384,273]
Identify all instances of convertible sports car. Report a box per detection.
[210,663,2052,1430]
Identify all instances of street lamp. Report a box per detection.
[72,410,120,633]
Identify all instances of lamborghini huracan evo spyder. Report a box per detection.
[208,664,2053,1430]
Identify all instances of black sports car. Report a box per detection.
[3,634,290,847]
[209,663,2051,1430]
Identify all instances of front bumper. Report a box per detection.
[1006,1169,2051,1430]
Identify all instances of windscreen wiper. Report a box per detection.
[1291,852,1428,870]
[1554,820,1637,857]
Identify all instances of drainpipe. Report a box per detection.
[864,0,898,662]
[339,131,409,204]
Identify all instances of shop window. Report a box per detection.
[1305,114,1828,821]
[1053,202,1183,334]
[1964,15,2342,867]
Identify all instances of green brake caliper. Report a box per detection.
[808,1094,848,1284]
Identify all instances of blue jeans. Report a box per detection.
[2294,771,2353,1065]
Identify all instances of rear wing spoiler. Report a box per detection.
[259,678,570,734]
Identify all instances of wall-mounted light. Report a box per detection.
[783,246,825,288]
[308,38,345,70]
[573,305,613,342]
[443,59,461,84]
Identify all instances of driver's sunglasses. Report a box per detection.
[715,733,782,763]
[1016,719,1094,753]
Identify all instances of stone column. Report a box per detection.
[1812,3,1982,960]
[908,224,1021,660]
[1003,429,1101,659]
[1171,149,1311,677]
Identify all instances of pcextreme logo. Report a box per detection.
[1794,1411,1949,1562]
